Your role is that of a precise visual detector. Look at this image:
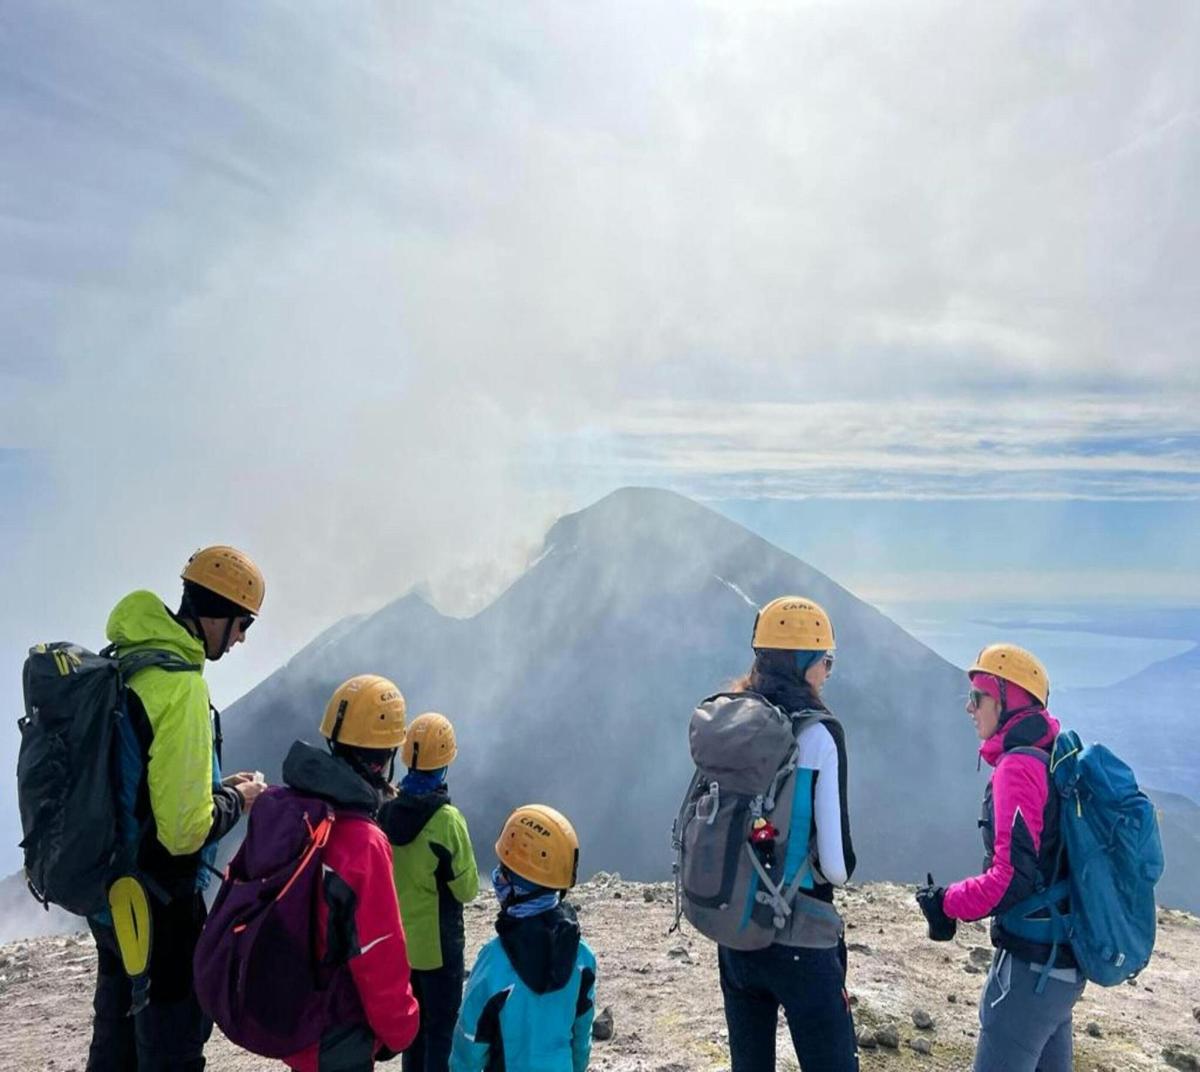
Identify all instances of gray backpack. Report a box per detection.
[672,692,844,950]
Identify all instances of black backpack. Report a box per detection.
[17,642,199,917]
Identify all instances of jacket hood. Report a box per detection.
[495,901,582,995]
[282,740,381,814]
[106,590,206,667]
[377,785,450,846]
[980,708,1061,768]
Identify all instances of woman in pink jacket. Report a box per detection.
[915,644,1085,1072]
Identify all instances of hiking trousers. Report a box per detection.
[308,1024,380,1071]
[403,956,465,1072]
[973,950,1086,1072]
[718,941,859,1072]
[86,894,214,1072]
[86,918,138,1071]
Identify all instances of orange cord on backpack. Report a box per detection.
[275,815,335,903]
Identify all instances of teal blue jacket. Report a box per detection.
[451,904,596,1072]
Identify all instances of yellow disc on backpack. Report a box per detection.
[108,876,152,977]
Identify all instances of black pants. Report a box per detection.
[403,957,465,1072]
[314,1024,378,1072]
[86,894,214,1072]
[719,941,858,1072]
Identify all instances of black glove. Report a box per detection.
[915,872,957,941]
[375,1045,399,1063]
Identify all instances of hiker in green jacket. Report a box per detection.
[379,712,479,1072]
[90,545,267,1072]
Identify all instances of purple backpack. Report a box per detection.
[194,786,360,1058]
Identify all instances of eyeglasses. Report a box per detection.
[238,615,255,633]
[967,688,988,711]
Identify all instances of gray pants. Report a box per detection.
[973,951,1085,1072]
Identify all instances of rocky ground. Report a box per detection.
[0,877,1197,1071]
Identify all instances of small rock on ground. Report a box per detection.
[875,1025,900,1050]
[1163,1048,1200,1072]
[912,1009,934,1030]
[908,1037,934,1056]
[592,1006,614,1041]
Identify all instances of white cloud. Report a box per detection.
[1,0,1198,689]
[571,396,1200,499]
[856,569,1200,604]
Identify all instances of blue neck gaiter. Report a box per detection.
[491,864,560,918]
[400,766,447,796]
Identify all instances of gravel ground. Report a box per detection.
[0,877,1196,1072]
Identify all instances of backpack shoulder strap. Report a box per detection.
[111,648,209,764]
[1006,745,1050,766]
[114,648,202,680]
[211,703,223,768]
[790,710,837,733]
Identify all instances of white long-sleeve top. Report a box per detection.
[793,717,856,895]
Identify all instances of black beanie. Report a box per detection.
[181,580,251,620]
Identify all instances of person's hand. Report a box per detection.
[915,872,957,941]
[222,771,260,788]
[235,778,268,812]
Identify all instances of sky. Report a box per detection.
[2,1,1199,855]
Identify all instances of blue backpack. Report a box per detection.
[1001,729,1164,989]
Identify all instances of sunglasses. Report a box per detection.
[967,688,989,711]
[822,654,835,671]
[238,615,255,633]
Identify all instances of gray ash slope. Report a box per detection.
[4,881,1200,1072]
[222,487,983,885]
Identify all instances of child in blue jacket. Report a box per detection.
[450,804,597,1072]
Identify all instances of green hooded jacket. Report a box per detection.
[380,788,479,970]
[106,590,222,860]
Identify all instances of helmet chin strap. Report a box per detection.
[996,678,1040,727]
[177,610,230,662]
[330,743,397,792]
[183,614,220,661]
[212,617,236,661]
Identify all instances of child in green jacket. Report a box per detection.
[450,805,597,1072]
[379,713,479,1072]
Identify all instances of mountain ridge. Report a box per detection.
[220,487,982,887]
[1056,643,1200,804]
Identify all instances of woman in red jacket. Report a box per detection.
[282,674,421,1071]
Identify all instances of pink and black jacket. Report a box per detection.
[280,743,421,1071]
[943,709,1076,968]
